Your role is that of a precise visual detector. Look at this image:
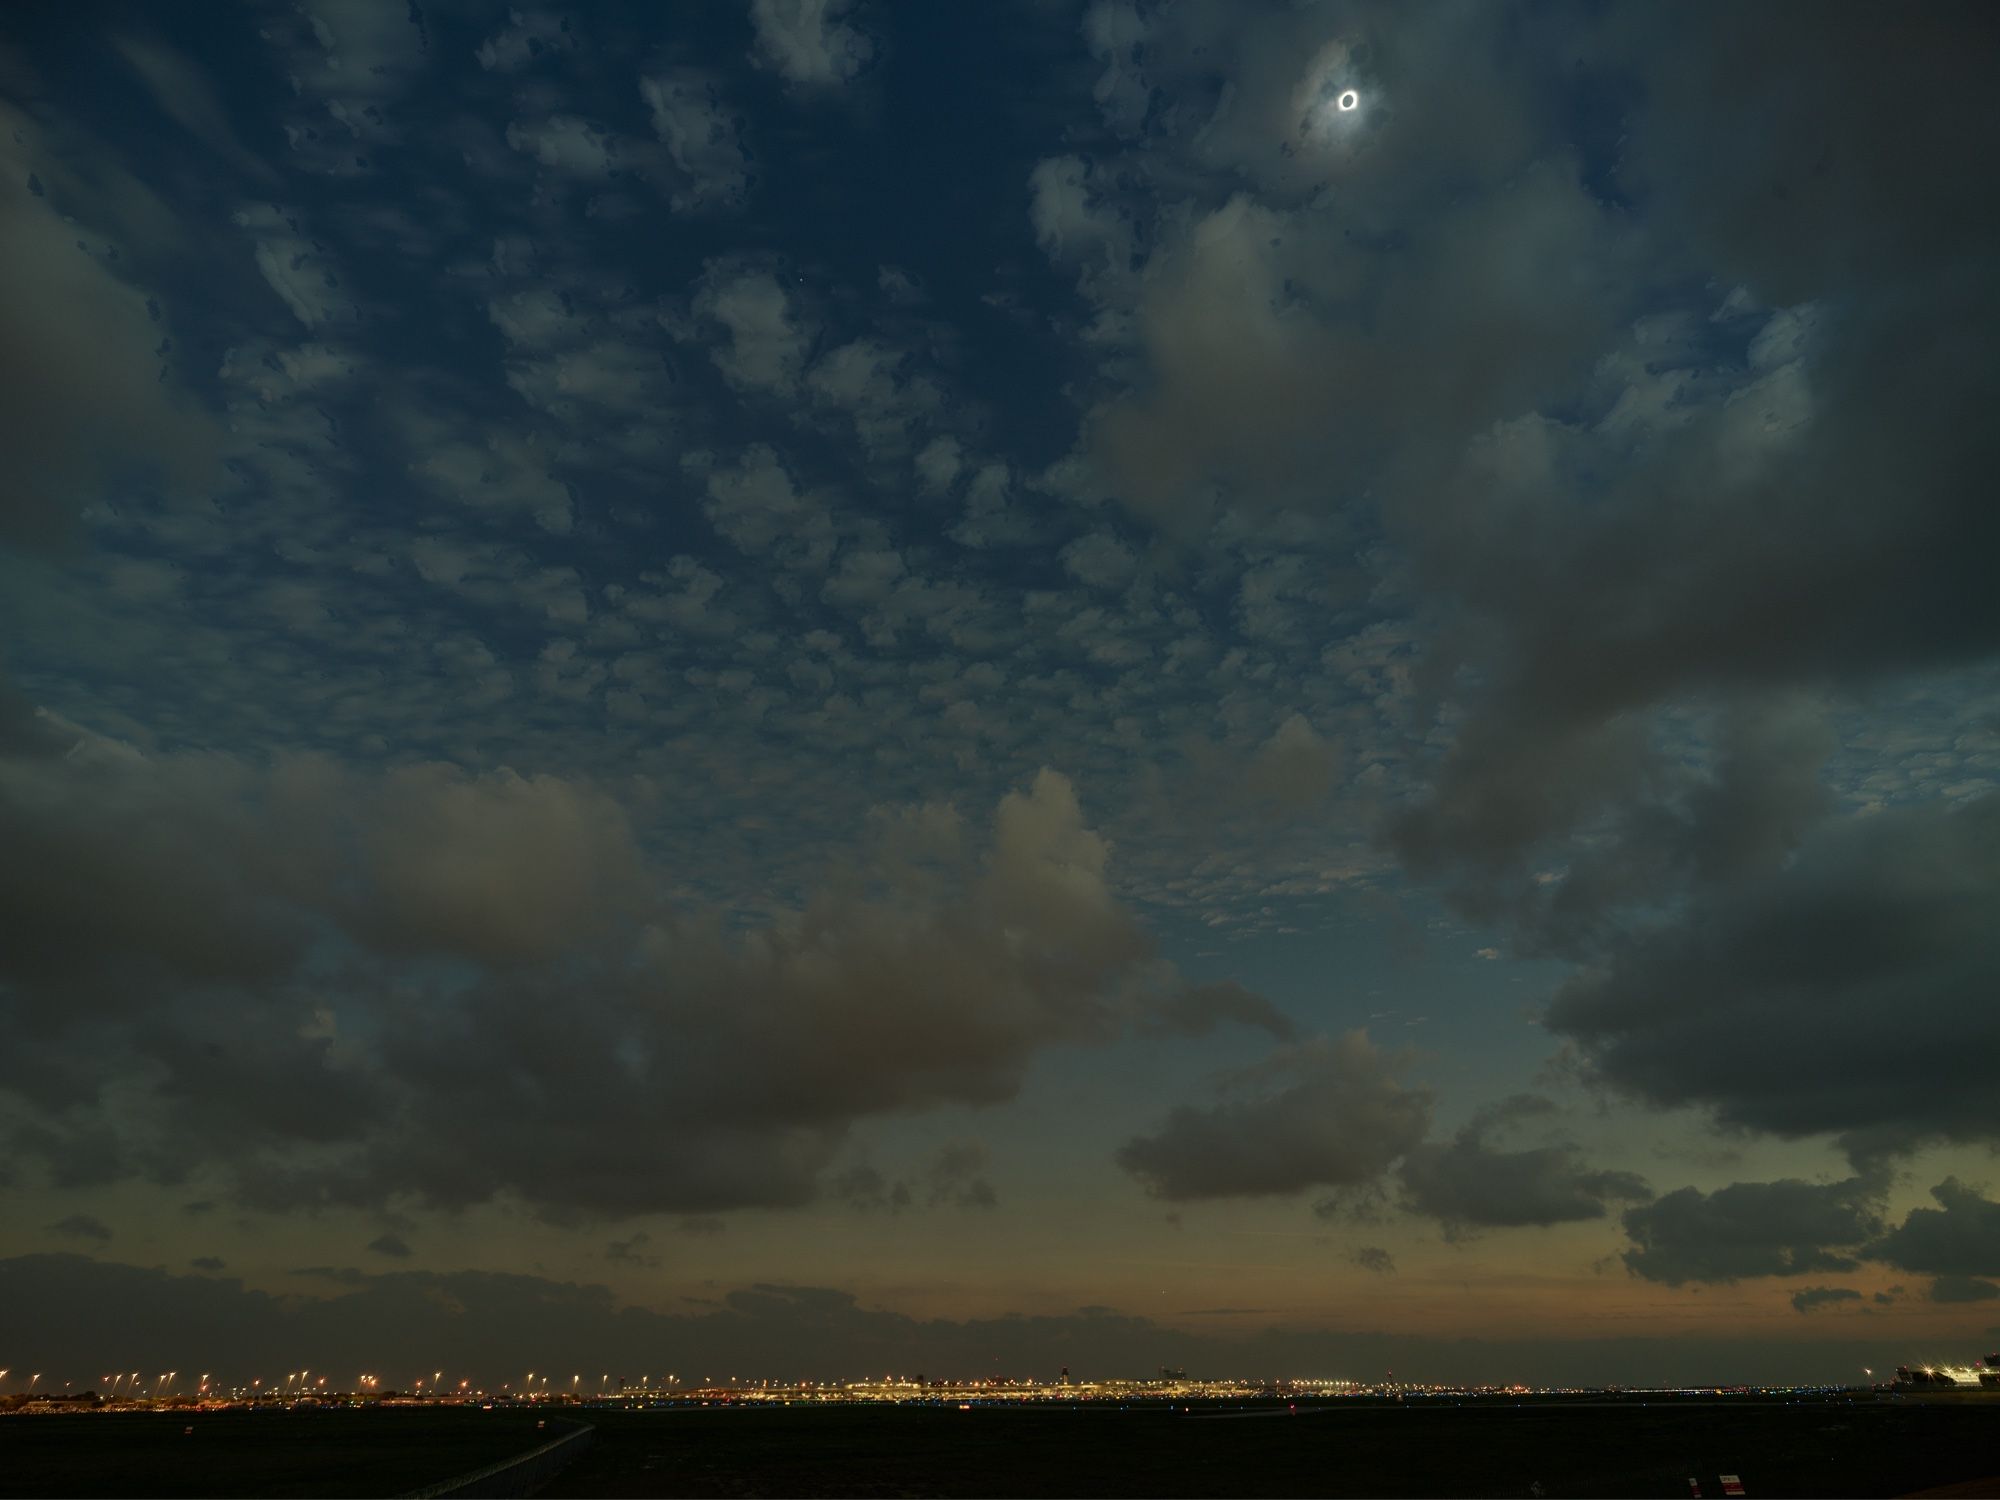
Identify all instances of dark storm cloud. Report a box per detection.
[0,734,1282,1217]
[0,1253,1943,1389]
[1864,1180,2000,1279]
[1790,1287,1862,1316]
[1547,798,2000,1162]
[1396,1096,1651,1238]
[1619,1176,1885,1286]
[1117,1032,1430,1201]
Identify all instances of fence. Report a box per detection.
[402,1418,595,1499]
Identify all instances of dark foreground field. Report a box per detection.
[545,1397,2000,1500]
[0,1407,551,1498]
[2,1396,1995,1498]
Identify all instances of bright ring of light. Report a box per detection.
[1337,89,1359,111]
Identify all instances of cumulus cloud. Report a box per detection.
[748,0,872,87]
[1117,1031,1430,1201]
[1546,797,2000,1163]
[1865,1179,2000,1279]
[1243,714,1339,813]
[1397,1096,1651,1238]
[0,736,1281,1218]
[1619,1176,1886,1286]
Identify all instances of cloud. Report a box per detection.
[1350,1246,1395,1275]
[366,1234,413,1260]
[831,1142,1001,1214]
[640,71,752,212]
[1397,1097,1652,1238]
[189,1256,226,1272]
[0,1252,1944,1388]
[1138,981,1295,1044]
[1546,797,2000,1162]
[234,205,359,327]
[922,1142,998,1211]
[605,1233,660,1268]
[504,115,620,178]
[1790,1286,1862,1315]
[691,271,810,395]
[1020,1,1999,1187]
[0,104,217,546]
[49,1213,112,1242]
[110,33,278,186]
[1243,714,1339,814]
[1927,1275,2000,1305]
[748,0,873,87]
[1865,1179,2000,1279]
[1117,1031,1430,1201]
[1619,1176,1886,1286]
[474,10,576,73]
[831,1166,912,1215]
[0,739,1277,1218]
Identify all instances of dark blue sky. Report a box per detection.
[1,0,1995,1384]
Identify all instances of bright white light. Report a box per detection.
[1337,89,1359,112]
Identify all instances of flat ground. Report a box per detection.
[544,1395,1999,1499]
[2,1395,1994,1498]
[0,1407,553,1498]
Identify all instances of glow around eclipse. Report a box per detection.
[1337,89,1359,111]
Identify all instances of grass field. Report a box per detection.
[0,1407,553,1498]
[2,1395,1994,1498]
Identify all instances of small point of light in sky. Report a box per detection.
[1337,89,1359,111]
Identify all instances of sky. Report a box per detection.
[1,0,1997,1390]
